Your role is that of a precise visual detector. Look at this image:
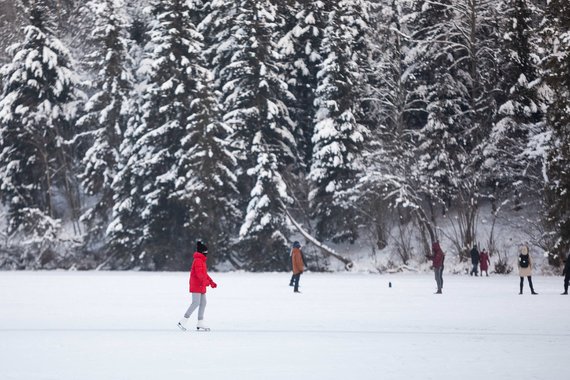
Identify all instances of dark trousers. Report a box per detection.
[434,266,444,292]
[564,274,570,293]
[292,273,301,292]
[470,263,479,276]
[520,276,536,294]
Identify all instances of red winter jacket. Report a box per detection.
[189,252,214,294]
[479,251,490,271]
[430,242,445,268]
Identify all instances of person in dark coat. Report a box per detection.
[470,244,480,276]
[562,256,570,295]
[426,241,445,294]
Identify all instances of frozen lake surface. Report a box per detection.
[0,271,567,380]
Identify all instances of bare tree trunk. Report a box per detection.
[413,205,436,244]
[443,190,479,261]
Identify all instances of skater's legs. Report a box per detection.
[519,277,524,294]
[528,276,536,294]
[434,268,439,289]
[197,294,207,320]
[434,267,443,292]
[564,275,570,293]
[184,293,203,318]
[471,264,478,276]
[292,273,301,292]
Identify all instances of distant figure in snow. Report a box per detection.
[288,241,303,286]
[426,241,445,294]
[562,255,570,295]
[291,241,305,293]
[517,243,537,295]
[178,240,217,331]
[479,249,490,277]
[470,244,480,276]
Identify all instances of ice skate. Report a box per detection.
[177,317,189,331]
[196,320,210,331]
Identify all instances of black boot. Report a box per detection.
[519,278,523,295]
[529,277,538,295]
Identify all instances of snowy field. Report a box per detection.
[0,271,568,380]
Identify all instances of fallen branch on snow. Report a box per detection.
[386,264,419,274]
[283,206,353,271]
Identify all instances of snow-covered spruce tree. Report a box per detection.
[186,0,210,29]
[484,0,545,209]
[272,1,329,246]
[220,0,298,270]
[173,51,241,268]
[77,0,135,245]
[453,0,503,254]
[198,0,238,91]
[356,0,424,252]
[238,148,294,271]
[124,0,151,47]
[0,0,83,246]
[0,1,27,65]
[406,0,457,132]
[107,0,219,269]
[278,0,328,167]
[309,0,371,243]
[409,0,501,256]
[542,0,570,262]
[409,0,466,215]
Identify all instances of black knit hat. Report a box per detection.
[197,240,208,254]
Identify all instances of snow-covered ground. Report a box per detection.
[0,271,567,380]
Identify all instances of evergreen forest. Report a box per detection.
[0,0,568,271]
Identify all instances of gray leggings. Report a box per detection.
[184,293,207,320]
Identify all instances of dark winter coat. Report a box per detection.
[470,247,480,264]
[429,242,445,268]
[189,252,214,293]
[479,251,490,271]
[563,258,570,277]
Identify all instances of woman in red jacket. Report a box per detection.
[177,240,217,331]
[479,249,490,277]
[426,241,445,294]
